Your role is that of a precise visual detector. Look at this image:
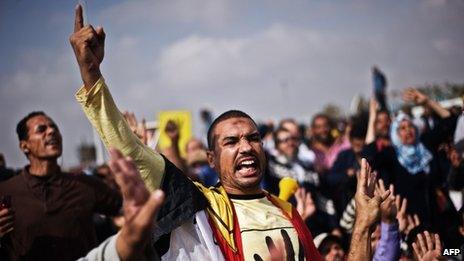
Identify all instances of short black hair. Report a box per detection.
[376,109,390,118]
[310,113,331,128]
[257,123,273,138]
[16,111,47,141]
[349,116,368,140]
[349,125,367,140]
[207,110,257,150]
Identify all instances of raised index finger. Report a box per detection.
[74,5,84,32]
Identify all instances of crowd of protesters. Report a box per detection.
[2,87,462,261]
[0,4,463,261]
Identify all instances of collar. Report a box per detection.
[21,165,64,190]
[228,192,265,200]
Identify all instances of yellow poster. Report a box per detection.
[157,110,192,157]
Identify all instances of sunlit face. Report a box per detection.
[324,243,345,261]
[375,112,391,138]
[207,117,266,194]
[276,130,299,158]
[20,115,62,161]
[312,116,331,144]
[397,120,416,145]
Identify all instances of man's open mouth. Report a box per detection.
[45,138,60,146]
[236,157,259,176]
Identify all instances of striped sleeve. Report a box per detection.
[339,197,356,233]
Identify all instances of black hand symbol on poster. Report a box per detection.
[253,229,304,261]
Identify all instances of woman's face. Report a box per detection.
[397,120,416,145]
[276,130,299,158]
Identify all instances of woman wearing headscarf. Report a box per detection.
[364,88,456,229]
[388,113,435,224]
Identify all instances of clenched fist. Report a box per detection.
[69,5,105,90]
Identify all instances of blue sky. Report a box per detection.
[1,0,463,168]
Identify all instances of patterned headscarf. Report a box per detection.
[390,113,432,174]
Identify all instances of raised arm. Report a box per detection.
[161,120,187,172]
[365,98,378,144]
[403,88,451,119]
[347,159,390,261]
[69,5,103,90]
[69,5,165,191]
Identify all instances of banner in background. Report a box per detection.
[157,110,192,157]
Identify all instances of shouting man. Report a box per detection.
[0,111,122,260]
[70,5,388,260]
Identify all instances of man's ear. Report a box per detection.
[20,140,29,154]
[206,150,215,169]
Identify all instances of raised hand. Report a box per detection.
[393,194,421,236]
[376,179,397,224]
[123,111,148,145]
[403,87,451,118]
[165,120,180,143]
[161,120,186,171]
[69,5,105,89]
[348,158,390,261]
[108,148,165,261]
[412,231,443,261]
[406,214,421,235]
[354,159,390,228]
[403,88,428,105]
[295,187,316,222]
[395,195,408,233]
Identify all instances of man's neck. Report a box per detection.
[28,158,59,177]
[223,185,263,196]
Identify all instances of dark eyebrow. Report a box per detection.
[250,131,260,136]
[222,136,239,143]
[247,132,261,139]
[35,124,46,129]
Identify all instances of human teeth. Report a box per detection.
[241,160,254,165]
